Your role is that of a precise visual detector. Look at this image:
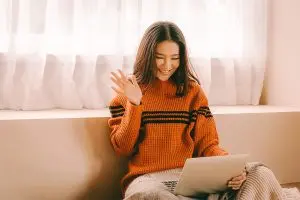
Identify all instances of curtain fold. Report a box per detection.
[0,0,267,110]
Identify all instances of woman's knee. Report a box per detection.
[125,190,159,200]
[124,181,177,200]
[245,165,282,193]
[248,166,278,183]
[238,165,284,199]
[125,189,177,200]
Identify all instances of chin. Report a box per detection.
[157,76,170,81]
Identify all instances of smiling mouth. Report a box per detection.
[158,69,172,74]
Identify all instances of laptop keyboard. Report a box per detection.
[162,180,178,192]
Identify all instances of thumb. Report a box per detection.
[132,75,139,87]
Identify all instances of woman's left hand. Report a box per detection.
[228,170,247,190]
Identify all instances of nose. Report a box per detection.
[163,59,172,70]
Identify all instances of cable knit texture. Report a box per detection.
[108,78,228,193]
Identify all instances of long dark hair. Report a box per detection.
[131,21,200,157]
[133,21,199,96]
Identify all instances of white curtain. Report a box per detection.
[0,0,267,110]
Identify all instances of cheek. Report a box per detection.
[156,59,164,67]
[172,60,180,68]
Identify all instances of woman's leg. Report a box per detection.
[124,174,178,200]
[237,163,284,200]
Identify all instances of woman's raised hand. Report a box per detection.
[111,70,142,105]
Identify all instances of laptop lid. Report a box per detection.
[174,154,249,197]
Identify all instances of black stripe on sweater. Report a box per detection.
[109,105,124,110]
[109,105,125,118]
[142,119,191,125]
[110,108,125,114]
[109,106,213,119]
[142,111,190,115]
[142,114,190,120]
[198,106,213,118]
[111,113,125,118]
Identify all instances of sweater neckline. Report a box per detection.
[152,78,176,96]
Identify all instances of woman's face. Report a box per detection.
[155,40,180,81]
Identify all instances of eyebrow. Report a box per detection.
[155,52,180,56]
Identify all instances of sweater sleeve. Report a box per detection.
[108,95,143,156]
[192,86,228,157]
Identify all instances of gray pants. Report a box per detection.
[124,163,290,200]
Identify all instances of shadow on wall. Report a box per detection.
[78,118,128,200]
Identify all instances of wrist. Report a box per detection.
[129,100,141,106]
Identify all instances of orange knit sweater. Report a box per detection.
[108,78,228,193]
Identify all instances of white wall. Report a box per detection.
[0,112,299,200]
[264,0,300,105]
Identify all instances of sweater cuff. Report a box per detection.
[205,146,229,157]
[125,100,143,121]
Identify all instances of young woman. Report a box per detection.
[108,21,283,200]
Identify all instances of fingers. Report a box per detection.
[228,179,243,187]
[228,172,247,190]
[232,171,246,181]
[118,69,128,82]
[231,186,241,190]
[111,70,130,93]
[111,86,123,95]
[228,180,243,190]
[111,70,140,97]
[110,76,124,89]
[231,175,244,182]
[111,72,126,85]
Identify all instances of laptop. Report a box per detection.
[174,154,249,197]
